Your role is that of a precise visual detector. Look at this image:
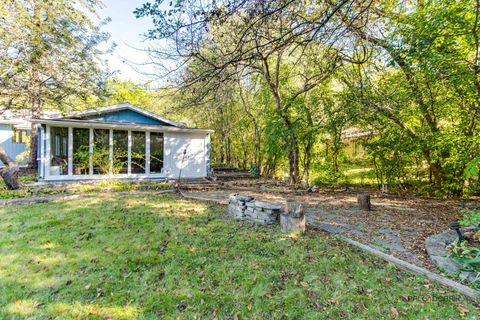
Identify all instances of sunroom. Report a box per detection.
[34,104,213,182]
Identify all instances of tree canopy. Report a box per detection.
[135,0,480,195]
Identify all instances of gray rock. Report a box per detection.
[423,229,480,281]
[430,255,462,275]
[373,236,407,253]
[257,212,277,221]
[235,194,255,202]
[425,230,456,257]
[254,201,282,210]
[460,271,479,283]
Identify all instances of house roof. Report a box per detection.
[31,118,214,134]
[1,104,213,133]
[28,103,213,133]
[0,108,56,129]
[46,103,182,127]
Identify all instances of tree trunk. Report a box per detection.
[255,126,261,176]
[227,136,232,167]
[220,129,226,164]
[422,149,443,188]
[28,91,41,169]
[0,146,20,190]
[288,136,300,184]
[357,194,371,211]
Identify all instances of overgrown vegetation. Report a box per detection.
[449,209,480,282]
[0,194,477,318]
[2,0,480,196]
[131,0,480,196]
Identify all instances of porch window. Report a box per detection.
[131,131,146,174]
[113,130,128,174]
[150,132,164,173]
[93,129,110,174]
[46,127,166,177]
[72,128,90,175]
[50,127,68,175]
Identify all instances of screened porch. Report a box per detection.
[43,126,166,180]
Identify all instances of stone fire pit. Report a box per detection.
[228,193,282,224]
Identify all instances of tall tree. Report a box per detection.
[345,0,480,192]
[0,0,109,170]
[136,0,368,183]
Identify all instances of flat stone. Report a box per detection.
[430,255,462,275]
[373,236,407,253]
[424,229,476,278]
[257,212,278,221]
[460,271,479,283]
[254,201,282,210]
[310,221,344,234]
[234,194,255,202]
[425,230,456,257]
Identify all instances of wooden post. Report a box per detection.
[281,200,306,233]
[357,194,371,211]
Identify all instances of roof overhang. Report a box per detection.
[0,120,31,130]
[47,103,180,127]
[32,119,214,134]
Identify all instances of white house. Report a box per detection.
[0,109,33,167]
[2,104,213,182]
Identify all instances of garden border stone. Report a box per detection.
[425,230,479,283]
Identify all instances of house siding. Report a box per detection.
[81,109,173,126]
[0,124,28,166]
[164,132,207,179]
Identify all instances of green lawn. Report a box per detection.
[0,194,477,319]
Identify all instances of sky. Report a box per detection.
[98,0,159,83]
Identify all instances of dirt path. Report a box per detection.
[182,188,472,269]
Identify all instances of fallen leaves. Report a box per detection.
[390,306,399,319]
[457,305,470,316]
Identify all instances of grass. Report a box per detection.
[0,194,478,319]
[0,179,171,200]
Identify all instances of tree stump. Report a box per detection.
[357,194,371,211]
[0,166,20,190]
[280,200,306,233]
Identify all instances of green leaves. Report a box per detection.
[464,156,480,180]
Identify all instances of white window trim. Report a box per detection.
[89,128,94,176]
[40,127,45,178]
[44,125,167,180]
[127,130,132,175]
[68,127,73,176]
[145,131,150,175]
[45,126,51,179]
[109,129,113,175]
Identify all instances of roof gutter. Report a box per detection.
[31,119,215,134]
